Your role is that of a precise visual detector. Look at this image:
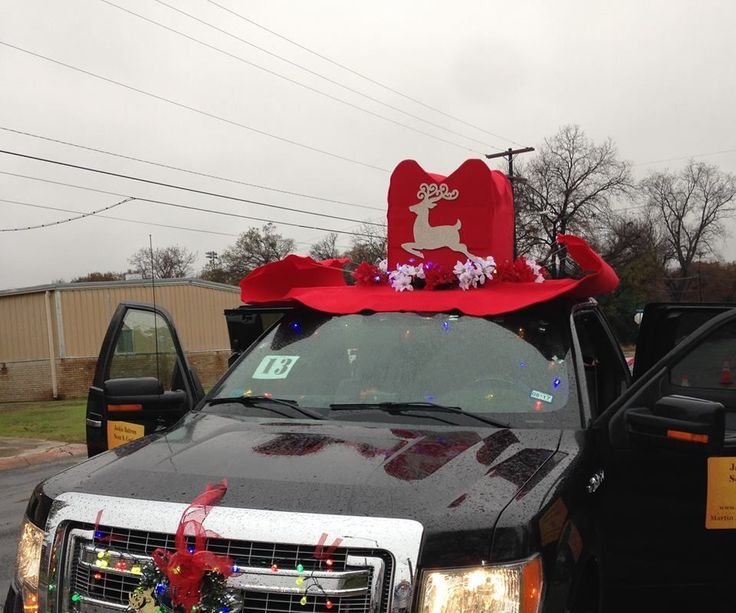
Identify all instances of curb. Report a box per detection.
[0,444,87,471]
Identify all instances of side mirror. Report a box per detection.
[626,395,725,453]
[103,377,188,413]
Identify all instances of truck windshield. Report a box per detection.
[212,307,579,428]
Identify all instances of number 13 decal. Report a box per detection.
[252,355,300,379]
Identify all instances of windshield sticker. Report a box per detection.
[252,355,300,379]
[530,390,554,403]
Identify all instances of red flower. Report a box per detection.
[496,258,547,283]
[151,482,233,612]
[424,265,457,290]
[352,262,387,286]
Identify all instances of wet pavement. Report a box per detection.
[0,437,86,470]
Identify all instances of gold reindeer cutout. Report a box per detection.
[401,183,474,259]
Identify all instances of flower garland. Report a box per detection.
[128,482,238,613]
[129,561,239,613]
[352,256,546,292]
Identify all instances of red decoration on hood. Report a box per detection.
[151,481,233,612]
[387,159,513,269]
[240,235,619,316]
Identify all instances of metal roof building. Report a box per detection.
[0,278,241,402]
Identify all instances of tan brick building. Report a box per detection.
[0,279,241,402]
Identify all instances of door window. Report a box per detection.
[108,309,184,391]
[574,310,629,417]
[671,321,736,391]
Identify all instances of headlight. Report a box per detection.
[418,556,543,613]
[16,517,45,613]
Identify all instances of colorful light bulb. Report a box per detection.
[325,600,334,610]
[270,564,278,573]
[296,563,304,574]
[299,596,307,606]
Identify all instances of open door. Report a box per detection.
[596,306,736,611]
[85,302,204,457]
[632,302,733,380]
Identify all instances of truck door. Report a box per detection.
[85,302,204,457]
[595,306,736,611]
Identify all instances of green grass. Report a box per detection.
[0,398,86,443]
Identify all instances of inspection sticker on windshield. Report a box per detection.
[705,457,736,529]
[530,390,554,403]
[252,355,300,379]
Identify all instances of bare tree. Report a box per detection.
[309,233,342,260]
[72,271,124,282]
[199,254,233,285]
[128,245,196,279]
[219,223,295,283]
[598,213,671,272]
[515,125,632,271]
[641,161,736,298]
[345,221,387,263]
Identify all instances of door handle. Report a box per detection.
[86,418,102,428]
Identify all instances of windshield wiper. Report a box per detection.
[207,396,324,420]
[329,401,508,428]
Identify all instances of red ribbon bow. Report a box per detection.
[151,481,234,612]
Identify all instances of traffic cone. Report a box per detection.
[720,361,733,386]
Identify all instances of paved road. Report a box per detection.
[0,459,80,603]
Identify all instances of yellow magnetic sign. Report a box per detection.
[107,421,145,449]
[705,457,736,529]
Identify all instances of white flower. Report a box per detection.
[413,264,426,279]
[474,256,496,282]
[453,260,478,290]
[389,264,415,292]
[378,259,388,273]
[524,257,545,283]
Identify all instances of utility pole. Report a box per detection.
[485,147,535,258]
[205,251,219,267]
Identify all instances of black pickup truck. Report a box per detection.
[6,299,736,613]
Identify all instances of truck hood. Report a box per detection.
[42,412,561,561]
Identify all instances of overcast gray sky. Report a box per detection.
[2,0,735,290]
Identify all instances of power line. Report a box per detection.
[96,0,483,154]
[0,126,381,212]
[0,39,390,173]
[0,196,239,237]
[1,196,353,253]
[0,148,386,227]
[207,0,523,147]
[147,0,501,151]
[134,195,372,235]
[0,170,374,237]
[0,197,133,231]
[632,148,736,167]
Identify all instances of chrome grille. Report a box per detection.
[67,524,393,613]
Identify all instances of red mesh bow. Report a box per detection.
[151,481,233,612]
